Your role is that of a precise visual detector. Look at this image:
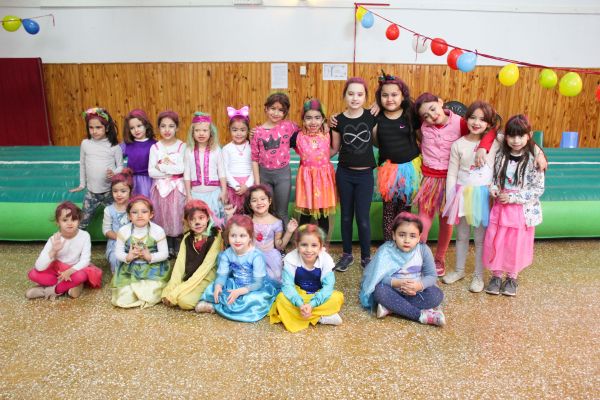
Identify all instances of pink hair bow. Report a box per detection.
[227,106,250,120]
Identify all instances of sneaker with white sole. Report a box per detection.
[500,278,518,296]
[195,301,215,313]
[334,253,354,272]
[469,276,485,293]
[319,313,343,326]
[376,304,390,319]
[485,276,503,295]
[442,271,466,284]
[419,308,446,327]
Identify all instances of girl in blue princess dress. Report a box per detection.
[103,168,133,273]
[195,215,278,322]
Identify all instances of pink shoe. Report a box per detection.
[419,308,446,326]
[435,259,446,277]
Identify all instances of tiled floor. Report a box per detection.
[1,239,598,399]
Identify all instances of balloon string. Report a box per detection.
[360,6,600,76]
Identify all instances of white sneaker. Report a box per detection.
[195,301,215,313]
[442,271,466,284]
[469,276,485,293]
[376,304,390,319]
[319,313,343,326]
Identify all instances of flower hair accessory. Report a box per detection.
[192,113,212,124]
[82,107,109,122]
[377,69,397,83]
[227,106,250,120]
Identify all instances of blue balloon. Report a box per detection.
[361,12,374,28]
[22,19,40,35]
[457,52,477,72]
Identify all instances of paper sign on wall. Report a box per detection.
[322,64,348,81]
[271,63,288,89]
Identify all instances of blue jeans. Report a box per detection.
[335,166,373,259]
[373,283,444,321]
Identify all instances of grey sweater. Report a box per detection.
[79,138,123,193]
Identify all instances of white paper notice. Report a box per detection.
[322,64,348,81]
[271,63,288,89]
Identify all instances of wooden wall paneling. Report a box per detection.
[42,63,600,148]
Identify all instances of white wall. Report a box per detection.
[1,1,599,67]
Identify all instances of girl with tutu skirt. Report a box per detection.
[112,195,171,309]
[162,200,223,310]
[148,110,187,257]
[360,212,445,327]
[184,112,227,222]
[442,101,500,292]
[483,115,545,297]
[103,168,133,273]
[269,224,345,332]
[195,215,278,322]
[413,93,497,277]
[292,99,337,239]
[121,109,157,197]
[373,72,422,241]
[26,201,103,300]
[242,184,296,286]
[222,106,254,214]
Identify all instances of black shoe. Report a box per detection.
[360,257,371,268]
[334,253,354,272]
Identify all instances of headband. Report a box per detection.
[378,69,398,85]
[227,106,250,120]
[128,109,148,120]
[192,114,212,124]
[82,107,109,122]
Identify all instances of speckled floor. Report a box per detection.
[1,239,599,399]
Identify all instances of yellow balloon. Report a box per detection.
[2,15,21,32]
[498,64,519,87]
[539,69,558,89]
[559,72,583,97]
[356,6,367,21]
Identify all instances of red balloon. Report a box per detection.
[386,24,400,41]
[447,48,463,70]
[431,38,448,56]
[596,84,600,102]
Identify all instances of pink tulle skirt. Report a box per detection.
[151,185,185,236]
[227,176,249,213]
[482,201,535,274]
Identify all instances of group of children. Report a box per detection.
[24,72,546,332]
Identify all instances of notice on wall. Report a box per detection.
[322,64,348,81]
[271,63,288,89]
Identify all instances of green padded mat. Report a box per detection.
[1,146,599,241]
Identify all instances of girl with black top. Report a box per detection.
[373,72,422,241]
[331,77,377,272]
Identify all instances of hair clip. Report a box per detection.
[377,69,396,82]
[227,106,250,120]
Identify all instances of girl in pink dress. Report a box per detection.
[483,115,544,297]
[293,99,336,239]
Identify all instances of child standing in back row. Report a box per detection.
[251,92,299,225]
[121,109,157,197]
[70,107,123,230]
[483,115,544,297]
[148,110,187,257]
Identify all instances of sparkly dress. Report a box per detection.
[294,130,337,218]
[103,204,129,273]
[253,219,284,285]
[200,247,278,322]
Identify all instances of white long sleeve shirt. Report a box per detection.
[222,142,254,190]
[35,230,91,271]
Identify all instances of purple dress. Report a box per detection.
[121,138,156,197]
[253,220,283,285]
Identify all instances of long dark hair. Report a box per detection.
[375,71,417,140]
[495,114,536,189]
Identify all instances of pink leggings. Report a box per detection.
[28,261,89,295]
[419,211,453,262]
